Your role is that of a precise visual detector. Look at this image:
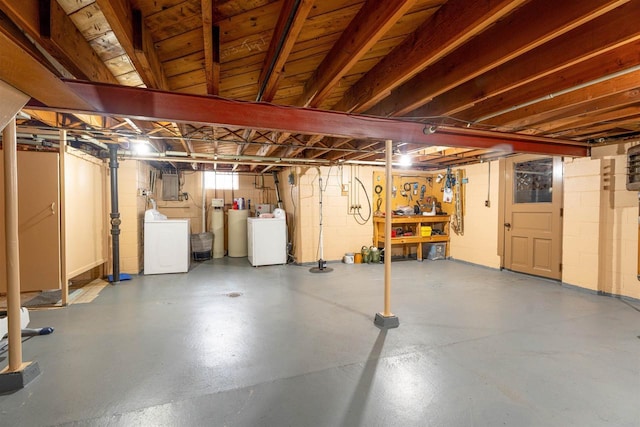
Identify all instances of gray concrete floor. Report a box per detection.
[1,258,639,426]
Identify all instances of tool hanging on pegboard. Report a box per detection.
[374,184,383,214]
[443,167,454,203]
[452,169,464,236]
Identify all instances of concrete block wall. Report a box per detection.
[116,159,141,274]
[563,147,640,300]
[594,145,639,299]
[562,157,603,290]
[448,161,501,268]
[294,166,377,263]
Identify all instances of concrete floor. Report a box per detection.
[0,258,638,426]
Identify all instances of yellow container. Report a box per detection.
[420,226,432,237]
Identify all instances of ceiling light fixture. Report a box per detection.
[423,125,437,135]
[399,154,412,167]
[132,142,152,154]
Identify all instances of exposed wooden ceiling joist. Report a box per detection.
[258,0,315,102]
[7,1,638,170]
[298,0,416,108]
[368,0,631,118]
[409,1,640,119]
[460,42,640,128]
[332,0,528,113]
[96,0,168,90]
[0,30,90,109]
[201,0,219,95]
[0,0,118,84]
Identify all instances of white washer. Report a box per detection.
[144,217,191,274]
[247,217,287,266]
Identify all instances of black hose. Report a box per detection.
[354,177,372,225]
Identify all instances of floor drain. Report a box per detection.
[227,292,242,298]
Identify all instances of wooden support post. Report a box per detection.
[59,130,68,305]
[0,116,41,391]
[0,82,40,391]
[374,139,399,328]
[384,139,392,316]
[3,116,22,371]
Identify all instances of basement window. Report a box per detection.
[513,158,553,203]
[204,171,238,190]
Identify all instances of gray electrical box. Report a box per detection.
[162,173,179,201]
[627,145,640,191]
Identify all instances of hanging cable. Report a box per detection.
[316,176,323,261]
[288,183,297,264]
[353,177,372,225]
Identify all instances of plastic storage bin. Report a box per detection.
[424,242,446,260]
[420,226,432,237]
[191,232,213,261]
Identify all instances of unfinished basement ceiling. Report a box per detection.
[1,0,639,171]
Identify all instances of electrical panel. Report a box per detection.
[162,173,179,201]
[627,145,640,191]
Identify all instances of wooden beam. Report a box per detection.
[258,0,314,102]
[0,8,61,76]
[236,0,315,154]
[298,0,416,108]
[551,115,640,140]
[36,80,590,157]
[201,0,220,95]
[0,0,118,83]
[332,0,527,113]
[467,44,640,128]
[172,123,194,156]
[72,113,104,129]
[96,0,169,89]
[22,110,59,127]
[409,1,640,119]
[535,103,640,136]
[368,0,631,117]
[498,84,640,136]
[0,32,90,109]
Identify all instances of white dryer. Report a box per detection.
[144,211,190,274]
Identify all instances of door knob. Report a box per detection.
[504,222,511,229]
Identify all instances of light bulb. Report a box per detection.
[399,154,412,166]
[133,142,151,154]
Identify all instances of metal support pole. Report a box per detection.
[3,117,22,371]
[108,144,121,284]
[374,139,399,328]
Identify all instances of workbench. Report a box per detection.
[373,215,450,261]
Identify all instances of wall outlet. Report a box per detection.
[485,200,490,207]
